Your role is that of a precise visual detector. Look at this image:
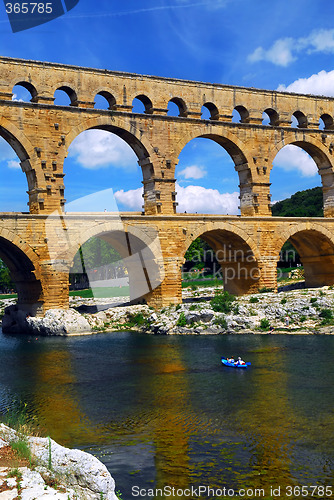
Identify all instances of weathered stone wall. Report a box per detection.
[1,56,334,217]
[0,213,334,311]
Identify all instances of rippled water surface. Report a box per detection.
[0,331,333,498]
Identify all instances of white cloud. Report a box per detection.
[248,38,295,67]
[301,29,334,54]
[249,29,334,67]
[273,145,317,177]
[7,160,20,169]
[277,69,334,97]
[178,165,207,179]
[176,184,239,214]
[68,130,138,170]
[114,187,143,210]
[113,184,239,214]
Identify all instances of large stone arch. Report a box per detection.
[64,115,163,215]
[0,227,43,316]
[172,127,257,216]
[269,136,334,217]
[61,220,164,303]
[274,223,334,288]
[66,115,156,163]
[183,222,262,295]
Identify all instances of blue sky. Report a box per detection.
[0,0,333,212]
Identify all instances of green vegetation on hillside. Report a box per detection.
[271,187,322,217]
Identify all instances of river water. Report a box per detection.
[0,330,333,499]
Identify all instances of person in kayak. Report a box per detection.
[227,357,235,363]
[235,357,246,366]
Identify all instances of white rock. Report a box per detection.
[27,309,91,336]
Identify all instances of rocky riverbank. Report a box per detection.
[0,423,118,499]
[2,284,334,335]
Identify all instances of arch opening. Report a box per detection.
[94,91,116,110]
[54,86,78,106]
[320,114,334,130]
[185,229,259,295]
[182,237,221,288]
[201,102,219,121]
[278,230,334,289]
[12,82,38,103]
[271,143,324,216]
[262,108,279,126]
[69,230,163,304]
[175,135,249,215]
[292,111,308,129]
[65,126,152,212]
[0,130,32,211]
[168,98,187,118]
[132,95,153,114]
[232,106,249,123]
[0,236,42,321]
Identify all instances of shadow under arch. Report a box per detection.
[67,222,164,305]
[0,235,42,321]
[275,225,334,288]
[184,226,260,295]
[270,137,334,217]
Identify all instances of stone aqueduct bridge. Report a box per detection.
[1,56,334,314]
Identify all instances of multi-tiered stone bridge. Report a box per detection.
[1,56,334,315]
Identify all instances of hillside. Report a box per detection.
[271,186,323,217]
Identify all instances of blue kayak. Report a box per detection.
[221,357,250,369]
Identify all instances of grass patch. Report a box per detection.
[182,279,224,289]
[10,437,32,464]
[69,287,129,298]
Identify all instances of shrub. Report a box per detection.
[249,296,259,303]
[319,309,333,325]
[260,318,270,330]
[214,316,228,329]
[189,304,198,311]
[175,304,181,311]
[210,291,235,313]
[191,284,197,291]
[319,308,333,319]
[258,287,274,293]
[310,297,317,304]
[176,312,187,327]
[280,298,287,305]
[300,315,307,322]
[127,313,145,327]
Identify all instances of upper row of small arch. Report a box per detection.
[12,81,334,130]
